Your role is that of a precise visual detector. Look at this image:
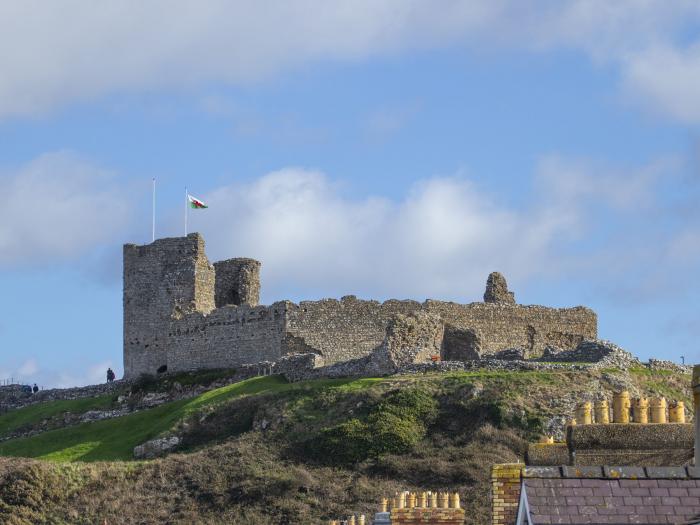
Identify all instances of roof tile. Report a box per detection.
[638,479,659,488]
[628,488,650,497]
[653,505,675,515]
[619,479,640,488]
[526,476,700,524]
[580,479,609,488]
[560,479,583,487]
[591,486,613,497]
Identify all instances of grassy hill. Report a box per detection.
[0,367,692,524]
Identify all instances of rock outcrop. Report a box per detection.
[133,436,181,459]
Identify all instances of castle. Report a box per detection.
[123,233,597,379]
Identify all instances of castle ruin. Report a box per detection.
[123,233,597,378]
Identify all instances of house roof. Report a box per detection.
[521,466,700,525]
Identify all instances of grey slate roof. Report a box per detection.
[522,466,700,525]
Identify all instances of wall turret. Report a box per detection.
[214,257,261,307]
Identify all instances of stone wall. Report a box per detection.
[285,297,420,365]
[286,298,596,364]
[365,312,444,375]
[425,301,596,359]
[0,381,125,412]
[164,302,288,373]
[123,233,598,377]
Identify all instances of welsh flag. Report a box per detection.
[188,194,208,209]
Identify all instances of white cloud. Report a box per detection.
[181,156,689,303]
[1,1,700,122]
[0,1,499,119]
[621,43,700,123]
[0,152,133,266]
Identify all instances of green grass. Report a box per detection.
[440,370,561,388]
[0,370,585,463]
[0,394,116,436]
[0,375,382,462]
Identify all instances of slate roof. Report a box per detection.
[521,466,700,525]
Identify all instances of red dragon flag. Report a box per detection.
[187,194,208,209]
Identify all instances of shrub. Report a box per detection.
[312,418,371,465]
[375,388,438,425]
[366,412,425,458]
[307,388,436,465]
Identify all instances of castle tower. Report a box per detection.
[214,258,261,307]
[483,272,516,304]
[123,233,215,378]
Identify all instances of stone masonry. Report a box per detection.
[484,271,515,304]
[214,258,260,307]
[123,233,597,378]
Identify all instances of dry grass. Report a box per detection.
[0,367,691,524]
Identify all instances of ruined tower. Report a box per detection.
[123,233,215,378]
[483,271,516,304]
[214,258,261,307]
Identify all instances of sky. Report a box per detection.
[1,1,700,388]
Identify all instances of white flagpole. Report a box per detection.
[184,186,188,236]
[152,178,156,242]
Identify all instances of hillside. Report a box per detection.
[0,366,692,524]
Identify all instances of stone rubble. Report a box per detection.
[133,436,181,459]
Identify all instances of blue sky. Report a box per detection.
[1,2,700,387]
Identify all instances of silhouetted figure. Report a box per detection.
[106,368,115,383]
[32,383,38,394]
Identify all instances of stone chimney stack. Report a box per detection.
[693,365,700,465]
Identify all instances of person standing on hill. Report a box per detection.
[32,383,38,394]
[106,368,115,383]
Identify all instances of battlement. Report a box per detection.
[123,234,598,378]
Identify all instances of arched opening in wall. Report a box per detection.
[441,325,481,361]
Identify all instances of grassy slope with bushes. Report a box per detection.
[0,367,691,524]
[0,376,380,461]
[0,395,117,436]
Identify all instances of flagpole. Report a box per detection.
[152,178,156,243]
[184,186,188,236]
